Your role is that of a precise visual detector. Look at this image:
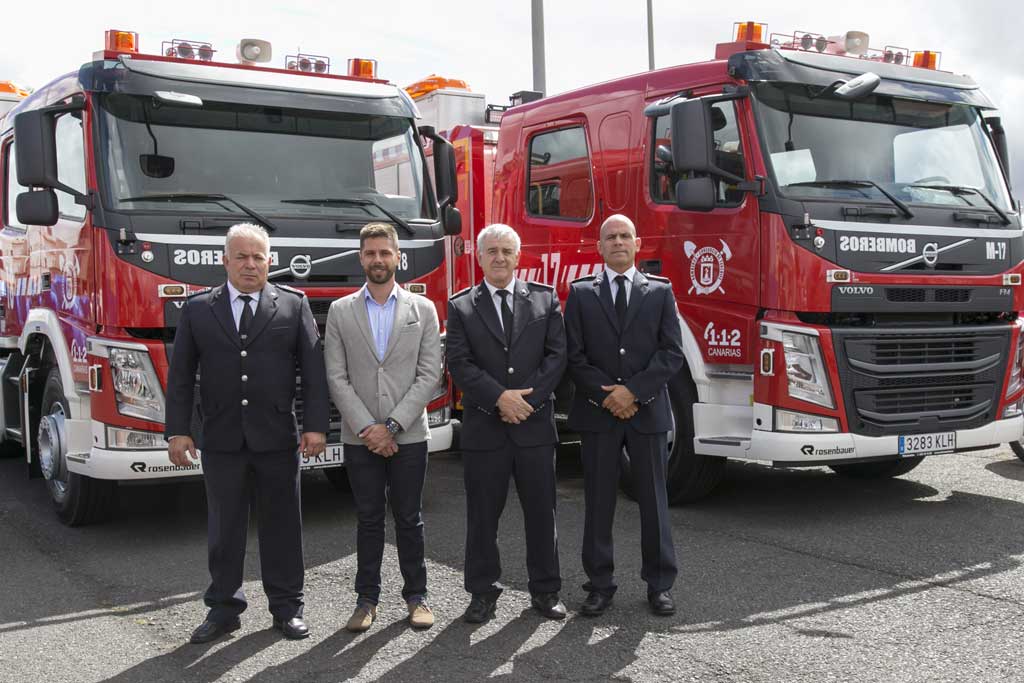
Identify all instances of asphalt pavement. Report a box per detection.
[2,444,1023,682]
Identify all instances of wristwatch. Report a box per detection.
[384,417,403,436]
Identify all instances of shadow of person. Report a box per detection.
[247,620,408,682]
[101,628,279,683]
[985,457,1024,482]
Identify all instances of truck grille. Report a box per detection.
[832,326,1010,436]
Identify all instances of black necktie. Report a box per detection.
[614,275,628,326]
[497,290,513,344]
[238,295,254,340]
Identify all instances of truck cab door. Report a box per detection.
[647,96,761,368]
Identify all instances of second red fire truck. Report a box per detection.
[419,22,1022,502]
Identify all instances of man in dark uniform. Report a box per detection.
[564,213,684,617]
[447,223,567,623]
[165,222,328,643]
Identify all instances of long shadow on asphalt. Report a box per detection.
[986,457,1024,481]
[5,450,1024,655]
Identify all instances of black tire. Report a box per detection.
[619,371,727,504]
[39,368,117,526]
[829,456,924,479]
[1010,441,1024,462]
[324,466,350,491]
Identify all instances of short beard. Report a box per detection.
[366,266,395,285]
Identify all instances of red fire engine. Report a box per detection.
[419,22,1022,502]
[0,30,461,525]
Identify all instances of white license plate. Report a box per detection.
[898,432,956,456]
[300,444,344,469]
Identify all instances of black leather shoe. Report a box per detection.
[189,617,241,644]
[579,591,613,617]
[462,594,497,624]
[273,616,310,639]
[648,591,676,617]
[531,593,567,620]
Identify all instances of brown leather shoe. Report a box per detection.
[407,600,434,629]
[345,603,376,633]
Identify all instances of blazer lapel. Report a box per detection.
[595,271,621,333]
[210,284,241,348]
[472,283,506,345]
[509,281,532,346]
[242,283,278,346]
[380,287,410,363]
[622,271,649,331]
[351,290,377,355]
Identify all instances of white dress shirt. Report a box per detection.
[226,281,261,330]
[606,265,637,305]
[484,278,517,331]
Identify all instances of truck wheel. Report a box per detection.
[619,372,726,504]
[829,456,924,479]
[38,368,117,526]
[324,466,350,491]
[1010,441,1024,462]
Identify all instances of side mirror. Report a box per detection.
[16,189,59,226]
[675,177,716,212]
[442,205,462,236]
[14,109,59,188]
[669,99,714,174]
[418,126,459,211]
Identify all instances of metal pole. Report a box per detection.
[531,0,546,95]
[647,0,655,70]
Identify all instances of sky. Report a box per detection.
[3,0,1022,199]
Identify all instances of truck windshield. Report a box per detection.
[96,93,430,223]
[752,83,1013,213]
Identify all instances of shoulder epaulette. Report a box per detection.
[186,287,212,298]
[450,286,473,299]
[525,281,555,291]
[273,284,306,297]
[571,274,597,284]
[644,274,671,283]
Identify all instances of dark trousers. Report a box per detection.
[463,441,561,597]
[345,441,428,605]
[580,424,677,597]
[200,447,304,624]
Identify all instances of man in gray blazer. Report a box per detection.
[325,222,442,633]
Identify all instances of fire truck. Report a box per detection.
[419,22,1022,502]
[0,30,461,525]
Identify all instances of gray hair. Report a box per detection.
[225,223,271,254]
[476,223,521,254]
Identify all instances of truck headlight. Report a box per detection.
[782,331,834,409]
[1006,329,1024,397]
[432,331,449,401]
[109,348,166,423]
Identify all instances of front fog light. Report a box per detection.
[1003,399,1024,419]
[782,331,834,408]
[106,426,169,449]
[775,408,839,433]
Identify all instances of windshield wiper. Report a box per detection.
[907,184,1012,225]
[119,193,277,231]
[786,180,914,219]
[280,197,415,235]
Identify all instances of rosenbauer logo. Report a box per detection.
[800,444,855,457]
[130,462,200,473]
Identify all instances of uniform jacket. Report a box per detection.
[324,285,442,445]
[164,282,329,452]
[564,270,684,434]
[446,280,567,449]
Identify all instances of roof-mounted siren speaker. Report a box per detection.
[839,31,870,55]
[237,39,272,65]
